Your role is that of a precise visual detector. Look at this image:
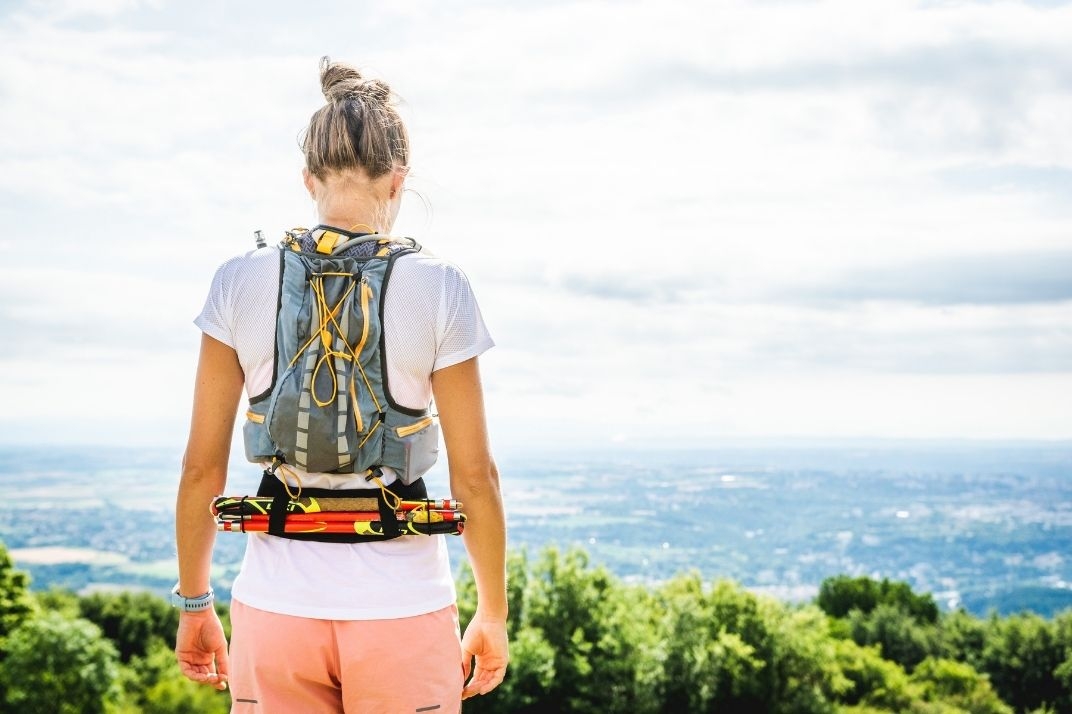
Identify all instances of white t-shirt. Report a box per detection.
[195,243,493,620]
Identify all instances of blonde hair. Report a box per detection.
[301,56,409,180]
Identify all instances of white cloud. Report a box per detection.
[1,0,1070,445]
[31,0,163,22]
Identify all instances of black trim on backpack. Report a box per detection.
[378,246,431,418]
[249,248,288,405]
[254,471,428,543]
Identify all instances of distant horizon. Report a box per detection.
[1,434,1068,455]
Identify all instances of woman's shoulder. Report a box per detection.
[213,246,281,279]
[205,247,281,300]
[395,246,473,285]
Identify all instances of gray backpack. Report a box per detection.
[243,227,439,483]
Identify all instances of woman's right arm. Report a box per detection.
[431,356,509,699]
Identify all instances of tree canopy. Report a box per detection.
[2,539,1071,712]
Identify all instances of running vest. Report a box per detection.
[242,226,440,486]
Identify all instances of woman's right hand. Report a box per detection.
[175,609,230,691]
[460,609,509,699]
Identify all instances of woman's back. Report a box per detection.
[196,243,493,618]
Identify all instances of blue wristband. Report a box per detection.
[171,584,215,612]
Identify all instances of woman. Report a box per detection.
[174,57,508,712]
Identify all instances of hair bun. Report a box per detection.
[318,56,394,104]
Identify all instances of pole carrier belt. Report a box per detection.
[255,471,429,543]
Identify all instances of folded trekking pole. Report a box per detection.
[211,494,466,537]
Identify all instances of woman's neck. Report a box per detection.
[317,202,389,234]
[313,172,394,234]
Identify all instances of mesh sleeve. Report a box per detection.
[193,257,238,348]
[433,263,494,372]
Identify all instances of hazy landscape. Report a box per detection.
[2,441,1070,617]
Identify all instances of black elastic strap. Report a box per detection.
[378,494,401,538]
[268,493,290,536]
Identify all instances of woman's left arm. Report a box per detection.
[174,333,244,690]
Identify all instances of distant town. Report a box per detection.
[3,443,1070,617]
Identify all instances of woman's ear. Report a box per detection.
[389,166,407,199]
[302,168,316,199]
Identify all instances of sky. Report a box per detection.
[0,0,1069,452]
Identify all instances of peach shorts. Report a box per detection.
[229,600,464,714]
